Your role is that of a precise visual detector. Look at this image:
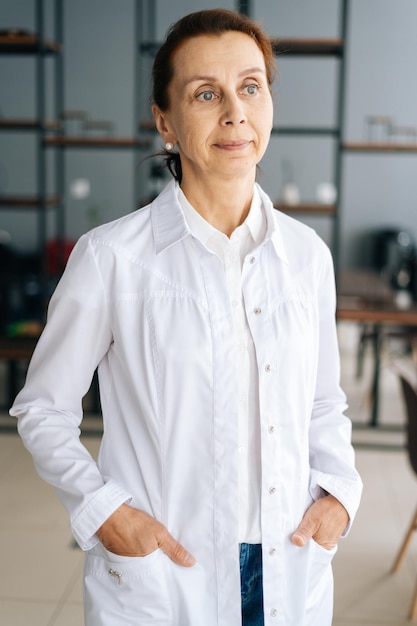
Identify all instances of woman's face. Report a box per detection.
[153,31,274,185]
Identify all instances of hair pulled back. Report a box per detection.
[152,9,276,182]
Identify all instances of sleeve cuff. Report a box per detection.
[70,480,133,550]
[309,468,363,537]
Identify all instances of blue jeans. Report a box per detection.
[240,544,264,626]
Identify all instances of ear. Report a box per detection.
[152,104,177,146]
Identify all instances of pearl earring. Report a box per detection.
[165,142,174,151]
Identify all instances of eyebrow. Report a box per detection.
[184,67,266,85]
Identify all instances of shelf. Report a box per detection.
[271,38,343,56]
[139,119,156,131]
[343,141,417,153]
[140,37,344,58]
[0,195,61,208]
[0,119,61,130]
[139,120,339,138]
[0,34,60,54]
[274,202,337,216]
[43,136,151,149]
[271,126,339,137]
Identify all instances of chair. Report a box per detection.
[391,370,417,620]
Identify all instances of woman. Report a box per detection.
[11,9,362,626]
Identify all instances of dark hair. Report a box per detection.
[152,9,276,182]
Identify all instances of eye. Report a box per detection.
[196,90,215,102]
[244,83,259,95]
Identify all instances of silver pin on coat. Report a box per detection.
[108,568,123,585]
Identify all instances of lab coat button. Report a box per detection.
[268,547,277,556]
[270,608,278,617]
[254,307,262,315]
[249,256,256,264]
[268,425,275,434]
[269,486,277,495]
[265,364,272,372]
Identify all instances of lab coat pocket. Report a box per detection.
[84,546,172,626]
[310,538,337,565]
[305,539,337,624]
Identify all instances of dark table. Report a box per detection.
[337,270,417,427]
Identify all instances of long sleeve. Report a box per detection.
[10,235,132,549]
[308,243,363,525]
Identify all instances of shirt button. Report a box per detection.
[270,608,278,617]
[269,547,277,556]
[254,307,262,315]
[269,486,277,495]
[249,256,256,264]
[265,364,272,372]
[268,425,275,434]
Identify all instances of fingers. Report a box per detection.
[157,528,196,567]
[291,500,320,547]
[291,521,315,547]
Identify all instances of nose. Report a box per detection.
[220,93,247,126]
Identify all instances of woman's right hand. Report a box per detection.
[96,503,196,566]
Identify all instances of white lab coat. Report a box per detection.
[11,180,362,626]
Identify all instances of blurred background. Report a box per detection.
[1,1,417,625]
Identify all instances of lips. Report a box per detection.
[214,140,252,150]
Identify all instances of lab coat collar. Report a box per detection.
[151,180,191,255]
[256,183,290,265]
[151,178,290,265]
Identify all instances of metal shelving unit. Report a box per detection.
[0,0,152,413]
[0,1,61,275]
[0,0,62,411]
[0,4,64,415]
[0,0,153,282]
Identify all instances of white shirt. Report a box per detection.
[11,180,362,626]
[178,186,265,543]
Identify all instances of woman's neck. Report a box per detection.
[180,175,255,237]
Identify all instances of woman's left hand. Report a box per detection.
[291,493,349,550]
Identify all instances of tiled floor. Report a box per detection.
[1,323,417,625]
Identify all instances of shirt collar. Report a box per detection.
[177,186,216,246]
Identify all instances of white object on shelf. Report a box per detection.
[282,183,300,205]
[70,178,91,200]
[316,182,337,205]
